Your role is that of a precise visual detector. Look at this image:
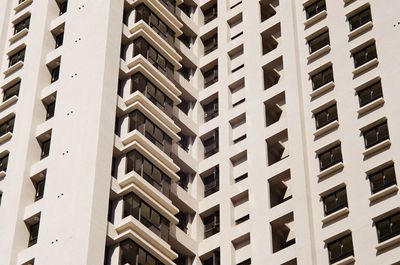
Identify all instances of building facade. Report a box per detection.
[0,0,399,264]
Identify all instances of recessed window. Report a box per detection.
[375,212,400,243]
[0,116,15,137]
[202,128,219,159]
[363,122,389,149]
[14,16,30,35]
[203,32,218,55]
[369,164,397,194]
[323,188,348,215]
[202,97,218,122]
[202,166,219,197]
[318,145,342,171]
[46,100,56,120]
[315,104,338,129]
[28,221,40,247]
[54,31,64,48]
[327,234,354,264]
[203,2,217,24]
[358,81,383,107]
[50,65,60,83]
[311,66,333,90]
[58,1,68,16]
[308,30,330,54]
[3,81,20,102]
[40,138,51,159]
[202,249,220,265]
[34,179,45,201]
[8,48,25,67]
[353,43,377,68]
[203,210,220,238]
[349,7,372,31]
[305,0,326,19]
[0,153,9,172]
[203,64,218,88]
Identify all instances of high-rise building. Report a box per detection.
[0,0,399,264]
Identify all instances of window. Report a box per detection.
[203,64,218,88]
[158,0,176,14]
[125,150,171,197]
[308,31,330,54]
[14,16,30,34]
[0,117,15,137]
[135,4,175,45]
[131,73,173,117]
[305,0,326,19]
[315,104,338,129]
[319,145,342,171]
[202,129,219,159]
[203,98,218,122]
[120,239,163,265]
[123,193,170,241]
[28,221,40,247]
[327,234,354,264]
[202,249,220,265]
[3,81,20,102]
[129,110,172,155]
[203,33,218,55]
[363,122,389,149]
[55,31,64,48]
[50,65,60,83]
[59,1,68,15]
[358,81,383,107]
[369,165,397,194]
[349,7,372,31]
[203,166,219,197]
[132,37,175,81]
[353,43,377,68]
[0,153,8,172]
[46,101,56,120]
[35,179,45,201]
[203,3,217,24]
[203,211,220,238]
[8,48,25,67]
[311,66,333,90]
[40,139,51,159]
[323,188,348,215]
[375,212,400,242]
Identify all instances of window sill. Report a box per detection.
[322,207,349,224]
[348,21,373,39]
[352,58,378,76]
[14,0,33,13]
[357,98,384,116]
[310,81,335,98]
[318,162,344,179]
[363,139,390,157]
[331,255,355,265]
[0,170,6,179]
[0,96,18,111]
[307,45,331,62]
[314,120,339,138]
[304,10,327,27]
[3,61,24,76]
[369,185,398,203]
[376,234,400,251]
[0,132,12,145]
[9,28,28,44]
